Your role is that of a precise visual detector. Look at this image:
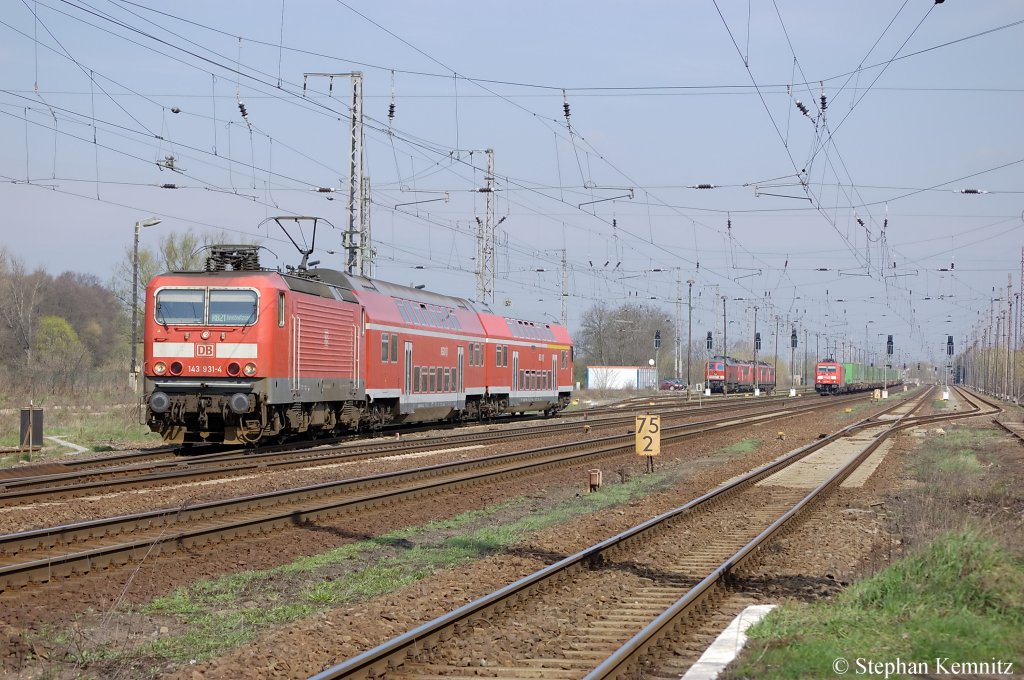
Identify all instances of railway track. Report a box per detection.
[0,392,856,506]
[0,389,807,485]
[307,386,999,680]
[0,390,886,591]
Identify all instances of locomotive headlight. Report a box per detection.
[201,330,211,340]
[243,362,257,376]
[153,361,167,375]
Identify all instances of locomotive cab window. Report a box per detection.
[155,288,205,325]
[209,289,258,325]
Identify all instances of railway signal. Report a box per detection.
[706,331,713,351]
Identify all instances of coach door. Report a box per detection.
[552,355,558,393]
[403,342,413,395]
[512,351,519,393]
[457,346,465,395]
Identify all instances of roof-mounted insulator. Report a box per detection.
[389,70,396,124]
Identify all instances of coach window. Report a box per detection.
[390,334,399,362]
[413,366,421,393]
[278,292,285,327]
[381,334,389,362]
[444,368,451,392]
[429,367,436,392]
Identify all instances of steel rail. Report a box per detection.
[0,392,882,591]
[307,388,940,680]
[0,392,866,505]
[588,386,998,679]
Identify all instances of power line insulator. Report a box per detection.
[238,101,248,119]
[795,100,810,117]
[690,183,717,189]
[388,102,396,121]
[820,94,827,112]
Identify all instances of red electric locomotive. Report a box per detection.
[143,240,573,445]
[704,355,775,393]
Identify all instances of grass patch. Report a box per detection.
[909,427,997,480]
[732,530,1024,679]
[0,406,156,457]
[723,438,760,455]
[122,472,669,666]
[932,399,948,410]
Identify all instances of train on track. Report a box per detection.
[814,358,899,395]
[703,355,776,394]
[143,228,573,446]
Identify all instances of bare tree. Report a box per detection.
[576,301,676,374]
[0,248,48,368]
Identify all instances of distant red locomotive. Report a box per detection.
[704,355,775,394]
[143,244,573,445]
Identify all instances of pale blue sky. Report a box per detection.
[2,1,1022,367]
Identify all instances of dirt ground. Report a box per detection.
[5,389,1018,680]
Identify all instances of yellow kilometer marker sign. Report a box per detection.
[635,415,661,456]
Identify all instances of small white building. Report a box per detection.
[586,365,657,390]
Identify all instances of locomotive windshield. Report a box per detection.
[155,287,258,326]
[155,289,205,324]
[210,289,258,325]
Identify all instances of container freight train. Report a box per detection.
[814,359,898,395]
[704,355,776,394]
[143,245,573,445]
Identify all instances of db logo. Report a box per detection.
[196,344,215,357]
